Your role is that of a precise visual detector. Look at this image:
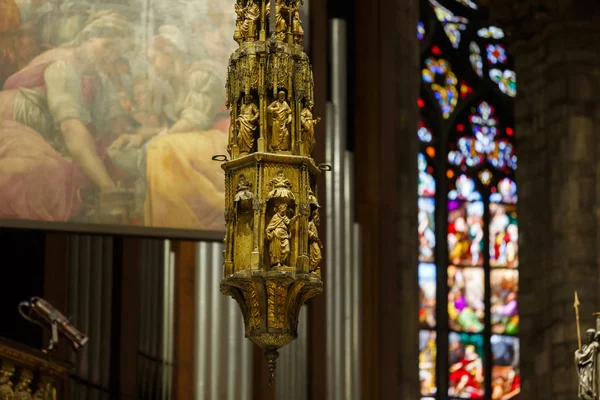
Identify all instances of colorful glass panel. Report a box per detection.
[419,0,518,397]
[491,269,519,335]
[420,263,437,328]
[419,153,436,197]
[448,200,484,266]
[490,178,518,204]
[477,26,505,39]
[448,266,485,333]
[418,21,426,40]
[419,198,436,263]
[422,58,459,118]
[419,124,433,142]
[489,203,518,268]
[448,102,517,171]
[469,42,483,78]
[448,175,481,201]
[449,332,485,398]
[420,330,438,397]
[429,0,469,48]
[486,44,507,64]
[478,169,492,185]
[491,336,521,398]
[454,0,478,10]
[489,68,516,97]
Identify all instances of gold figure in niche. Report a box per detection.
[267,91,293,151]
[242,0,260,41]
[266,203,298,268]
[308,209,323,276]
[266,0,288,41]
[234,2,244,44]
[300,100,320,155]
[237,94,260,154]
[234,174,253,202]
[292,6,304,45]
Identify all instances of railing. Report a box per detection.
[0,337,72,400]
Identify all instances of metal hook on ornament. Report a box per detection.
[212,154,229,163]
[318,163,332,172]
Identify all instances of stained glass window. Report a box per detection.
[417,0,519,398]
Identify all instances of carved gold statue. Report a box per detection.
[292,6,304,45]
[219,0,324,385]
[308,209,322,276]
[233,2,244,44]
[268,91,293,151]
[241,0,260,41]
[301,100,320,155]
[237,94,260,154]
[266,204,298,268]
[266,1,289,41]
[574,293,600,399]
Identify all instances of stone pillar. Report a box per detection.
[354,0,420,397]
[482,2,600,397]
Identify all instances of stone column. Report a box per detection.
[482,2,600,397]
[354,0,420,397]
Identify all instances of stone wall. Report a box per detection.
[509,18,600,399]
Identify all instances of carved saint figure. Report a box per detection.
[576,329,599,400]
[234,174,254,202]
[266,1,289,41]
[268,170,295,200]
[300,100,320,155]
[233,2,244,44]
[292,6,304,45]
[236,94,260,153]
[267,91,293,151]
[308,210,323,275]
[228,108,236,155]
[241,0,260,41]
[266,204,298,268]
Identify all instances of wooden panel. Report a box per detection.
[172,240,196,400]
[118,237,141,399]
[354,0,403,397]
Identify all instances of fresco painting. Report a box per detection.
[0,0,238,234]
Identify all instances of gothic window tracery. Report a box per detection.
[417,1,520,399]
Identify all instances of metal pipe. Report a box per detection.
[330,18,348,400]
[195,242,209,398]
[325,100,335,400]
[343,152,353,398]
[352,224,362,398]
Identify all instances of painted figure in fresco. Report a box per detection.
[266,203,298,268]
[576,329,599,400]
[236,94,259,153]
[0,11,134,221]
[300,100,320,155]
[241,0,260,41]
[109,24,230,230]
[267,91,293,151]
[308,209,323,275]
[449,344,484,399]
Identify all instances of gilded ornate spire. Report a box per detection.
[218,0,324,385]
